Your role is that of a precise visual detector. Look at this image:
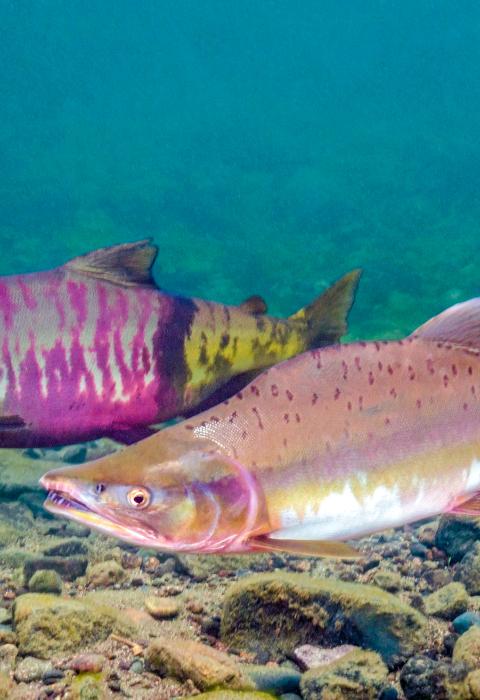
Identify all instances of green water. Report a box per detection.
[2,1,480,339]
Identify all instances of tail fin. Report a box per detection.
[291,269,361,348]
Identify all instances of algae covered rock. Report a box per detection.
[454,543,480,594]
[13,593,135,659]
[453,626,480,668]
[300,648,388,700]
[424,582,469,619]
[86,560,126,587]
[221,573,426,668]
[400,655,447,700]
[28,569,63,594]
[436,515,480,562]
[145,636,255,691]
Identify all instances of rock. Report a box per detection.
[0,609,11,625]
[70,672,108,698]
[14,656,52,682]
[410,542,429,558]
[243,664,301,694]
[145,596,179,619]
[42,668,64,684]
[24,556,88,582]
[28,569,63,594]
[453,612,480,634]
[300,649,388,700]
[0,643,17,674]
[453,626,480,668]
[293,644,358,671]
[13,593,134,659]
[145,637,255,691]
[399,655,452,700]
[66,653,105,673]
[372,570,403,592]
[0,627,16,644]
[455,543,480,594]
[86,560,126,587]
[436,515,480,562]
[424,582,469,619]
[43,538,88,557]
[463,670,480,700]
[417,522,438,547]
[0,671,15,699]
[177,553,271,580]
[0,548,35,568]
[221,573,427,668]
[378,689,398,700]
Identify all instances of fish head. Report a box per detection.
[40,435,264,552]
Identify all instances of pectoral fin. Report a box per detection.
[249,535,361,559]
[449,492,480,516]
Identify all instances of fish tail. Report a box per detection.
[290,269,361,348]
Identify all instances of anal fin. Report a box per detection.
[249,535,361,559]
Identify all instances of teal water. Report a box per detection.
[2,1,480,338]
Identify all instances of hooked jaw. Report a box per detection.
[39,473,164,548]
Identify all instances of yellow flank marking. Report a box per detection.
[183,301,306,401]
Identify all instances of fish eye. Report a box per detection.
[127,487,151,509]
[95,483,106,494]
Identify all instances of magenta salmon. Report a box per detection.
[0,239,359,447]
[40,296,480,556]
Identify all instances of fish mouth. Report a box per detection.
[45,489,90,513]
[40,475,165,548]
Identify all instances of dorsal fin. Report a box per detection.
[239,294,268,315]
[65,239,158,288]
[410,298,480,349]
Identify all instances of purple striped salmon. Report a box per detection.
[40,296,480,556]
[0,239,359,447]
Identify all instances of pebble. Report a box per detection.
[143,556,161,574]
[66,652,105,673]
[42,669,65,685]
[410,543,429,559]
[0,643,18,673]
[145,596,180,619]
[28,570,63,594]
[86,560,126,587]
[187,600,204,614]
[379,688,399,700]
[293,644,358,671]
[130,659,144,674]
[453,612,480,634]
[14,656,52,683]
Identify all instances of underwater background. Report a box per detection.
[3,2,480,699]
[2,1,480,339]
